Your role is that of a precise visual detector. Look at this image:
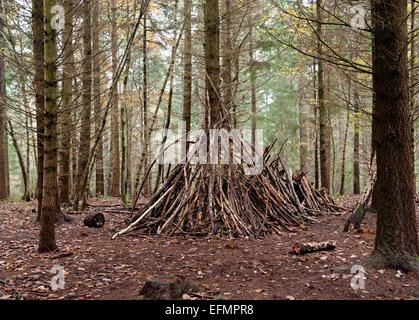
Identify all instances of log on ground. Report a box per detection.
[290,241,336,255]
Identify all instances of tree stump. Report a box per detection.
[139,276,198,300]
[83,213,105,228]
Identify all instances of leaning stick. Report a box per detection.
[112,186,174,239]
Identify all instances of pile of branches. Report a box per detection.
[112,144,343,239]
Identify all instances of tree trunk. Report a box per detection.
[197,5,208,132]
[92,0,104,196]
[59,0,74,204]
[316,0,330,192]
[32,0,44,219]
[183,0,192,156]
[121,3,133,203]
[353,85,360,195]
[248,5,257,151]
[222,0,233,113]
[339,99,350,195]
[39,0,58,252]
[409,0,417,194]
[0,0,7,200]
[142,12,150,196]
[369,0,418,271]
[111,1,121,197]
[205,0,222,129]
[21,81,32,199]
[71,89,79,199]
[312,60,319,189]
[75,0,92,208]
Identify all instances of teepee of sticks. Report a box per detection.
[112,139,343,239]
[112,140,343,239]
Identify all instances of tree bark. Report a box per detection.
[205,0,223,129]
[316,0,330,192]
[409,0,416,194]
[75,0,92,208]
[339,97,350,195]
[312,60,319,189]
[32,0,44,219]
[111,1,121,197]
[21,80,32,199]
[182,0,192,156]
[352,37,361,195]
[248,5,257,151]
[141,11,150,196]
[368,0,418,271]
[121,3,133,203]
[222,0,233,112]
[353,85,360,195]
[59,0,74,204]
[0,0,7,200]
[92,0,104,196]
[39,0,58,252]
[154,0,179,192]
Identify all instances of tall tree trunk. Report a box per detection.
[92,0,104,196]
[205,0,222,129]
[204,0,221,235]
[330,102,335,194]
[75,0,92,208]
[32,0,44,219]
[126,105,132,196]
[312,60,319,189]
[197,4,208,131]
[0,0,7,200]
[142,12,150,196]
[59,0,73,204]
[222,0,233,112]
[370,23,378,211]
[121,2,133,203]
[409,0,416,193]
[230,0,240,130]
[248,6,257,151]
[340,90,350,195]
[71,89,79,199]
[153,1,181,192]
[121,56,130,202]
[183,0,192,156]
[353,37,361,195]
[21,81,31,199]
[316,0,330,192]
[111,1,121,197]
[353,85,360,194]
[369,0,418,271]
[39,0,58,252]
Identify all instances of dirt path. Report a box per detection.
[0,198,417,300]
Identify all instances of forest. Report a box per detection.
[0,0,418,302]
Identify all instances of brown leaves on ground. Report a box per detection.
[0,196,418,300]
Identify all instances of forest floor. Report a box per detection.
[0,196,418,300]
